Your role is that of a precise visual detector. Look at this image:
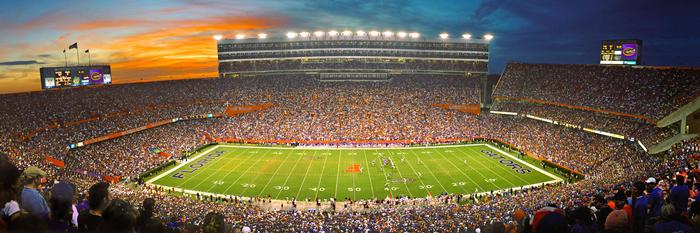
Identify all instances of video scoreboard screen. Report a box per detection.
[40,65,112,89]
[600,39,642,65]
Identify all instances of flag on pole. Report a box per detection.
[85,49,89,53]
[68,43,78,49]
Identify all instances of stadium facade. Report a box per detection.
[216,31,489,81]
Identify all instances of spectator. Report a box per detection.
[78,182,109,233]
[98,199,138,233]
[20,166,49,220]
[47,182,75,233]
[652,204,693,233]
[670,175,690,215]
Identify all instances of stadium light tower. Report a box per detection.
[286,32,298,39]
[258,33,267,39]
[328,30,339,37]
[369,30,380,37]
[397,31,407,38]
[341,30,353,37]
[382,30,394,37]
[462,34,472,39]
[439,33,449,39]
[409,32,420,39]
[484,34,494,41]
[213,35,223,40]
[356,30,366,37]
[300,31,310,38]
[314,31,325,37]
[235,34,245,40]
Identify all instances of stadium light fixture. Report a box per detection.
[213,35,223,41]
[397,31,407,38]
[235,34,245,40]
[341,30,353,37]
[328,30,339,36]
[462,34,472,39]
[300,31,310,38]
[484,34,494,40]
[439,33,449,39]
[314,31,325,37]
[369,30,380,37]
[382,31,394,37]
[409,32,420,39]
[258,33,267,39]
[286,32,297,39]
[356,30,366,37]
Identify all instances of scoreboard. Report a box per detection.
[39,65,112,89]
[600,39,642,65]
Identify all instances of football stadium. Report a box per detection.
[1,1,700,233]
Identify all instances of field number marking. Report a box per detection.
[452,182,467,187]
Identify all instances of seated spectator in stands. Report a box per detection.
[47,182,76,233]
[20,166,49,220]
[78,182,109,233]
[98,199,138,233]
[653,204,694,233]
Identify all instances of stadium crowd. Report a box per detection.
[0,63,699,232]
[494,63,700,121]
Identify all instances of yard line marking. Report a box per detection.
[433,148,493,191]
[413,149,471,194]
[221,149,271,195]
[361,149,376,198]
[351,150,357,200]
[388,152,414,198]
[334,150,342,198]
[275,150,306,199]
[258,151,294,197]
[313,149,331,200]
[197,150,253,192]
[180,148,242,191]
[405,148,449,194]
[146,145,221,183]
[295,150,318,199]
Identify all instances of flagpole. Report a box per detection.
[63,50,67,67]
[76,44,80,65]
[86,50,91,67]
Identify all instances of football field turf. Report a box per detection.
[147,143,561,201]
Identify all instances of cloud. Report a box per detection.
[0,60,42,66]
[68,19,150,30]
[471,0,510,22]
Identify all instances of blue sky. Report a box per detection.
[0,0,698,93]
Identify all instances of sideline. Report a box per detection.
[217,144,484,150]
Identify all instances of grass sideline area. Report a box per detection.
[146,143,562,201]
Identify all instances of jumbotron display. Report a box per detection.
[600,39,642,65]
[39,65,112,89]
[217,31,489,80]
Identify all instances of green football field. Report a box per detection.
[147,143,561,201]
